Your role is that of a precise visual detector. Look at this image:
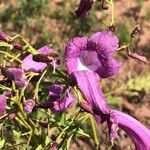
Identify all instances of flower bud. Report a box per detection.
[24,99,35,114]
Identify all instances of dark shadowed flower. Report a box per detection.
[65,31,121,78]
[0,95,7,116]
[75,0,94,20]
[24,99,35,114]
[48,84,64,100]
[22,45,59,73]
[37,85,74,112]
[108,110,150,150]
[48,85,74,112]
[1,68,27,88]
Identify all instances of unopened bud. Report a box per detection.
[13,43,23,50]
[24,99,35,114]
[8,113,16,121]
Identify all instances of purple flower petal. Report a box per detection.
[23,45,57,73]
[38,45,58,55]
[24,99,35,114]
[1,68,27,88]
[96,56,121,78]
[73,71,109,123]
[88,31,119,55]
[0,95,7,116]
[65,36,88,74]
[108,110,150,150]
[22,54,47,73]
[75,0,94,20]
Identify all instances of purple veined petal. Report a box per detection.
[1,68,27,88]
[108,110,150,150]
[96,55,122,78]
[65,36,88,59]
[24,99,35,114]
[75,0,94,20]
[73,71,109,123]
[88,31,119,55]
[65,36,88,74]
[22,54,47,73]
[0,95,7,116]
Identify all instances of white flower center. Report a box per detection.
[77,50,101,71]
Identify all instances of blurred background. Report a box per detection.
[0,0,149,149]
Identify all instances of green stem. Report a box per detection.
[33,69,47,102]
[17,113,33,147]
[0,114,8,120]
[110,0,115,26]
[10,53,21,63]
[19,73,37,104]
[0,51,21,63]
[0,84,12,91]
[90,115,99,149]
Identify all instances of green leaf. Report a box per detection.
[0,139,5,149]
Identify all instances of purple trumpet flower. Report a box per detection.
[108,110,150,150]
[0,95,7,116]
[65,31,121,78]
[22,45,59,73]
[65,31,120,120]
[65,30,150,149]
[1,68,27,88]
[75,0,94,20]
